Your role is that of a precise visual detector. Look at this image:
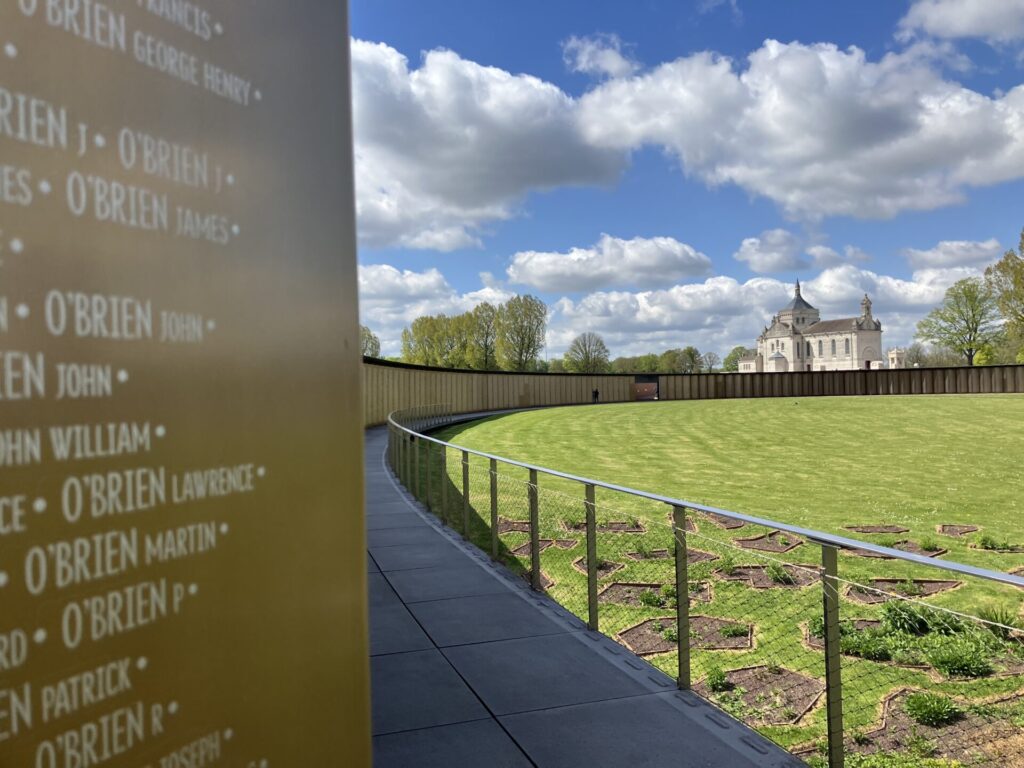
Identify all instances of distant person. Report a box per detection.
[592,388,599,404]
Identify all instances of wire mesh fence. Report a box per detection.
[388,408,1024,768]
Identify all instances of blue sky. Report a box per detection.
[351,0,1024,359]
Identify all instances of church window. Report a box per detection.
[818,340,823,356]
[831,340,837,357]
[781,342,785,352]
[806,342,812,357]
[844,338,851,356]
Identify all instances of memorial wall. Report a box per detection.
[1,2,371,765]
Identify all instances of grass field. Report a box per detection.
[407,394,1024,765]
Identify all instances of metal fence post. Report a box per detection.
[461,450,471,536]
[439,445,448,524]
[822,544,844,768]
[529,469,540,591]
[414,435,421,500]
[585,484,598,631]
[672,505,691,690]
[425,441,433,512]
[489,458,499,560]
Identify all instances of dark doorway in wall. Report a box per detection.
[633,375,659,401]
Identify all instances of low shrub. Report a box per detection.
[660,624,679,643]
[882,601,932,636]
[766,561,795,585]
[706,666,730,692]
[920,536,942,553]
[638,589,664,608]
[977,605,1021,640]
[718,554,737,576]
[661,584,678,602]
[807,615,826,639]
[840,630,892,662]
[719,623,749,638]
[904,693,963,727]
[978,534,1011,551]
[926,637,993,678]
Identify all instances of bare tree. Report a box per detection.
[702,351,721,372]
[564,332,610,373]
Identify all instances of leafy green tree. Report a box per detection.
[401,314,472,368]
[916,278,1002,366]
[985,230,1024,361]
[680,346,702,373]
[469,302,499,370]
[722,346,749,373]
[564,332,611,373]
[548,357,565,373]
[360,325,381,357]
[658,349,684,372]
[497,295,547,371]
[611,354,660,373]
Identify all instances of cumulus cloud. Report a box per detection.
[562,34,639,79]
[733,229,807,273]
[899,0,1024,44]
[352,40,626,251]
[577,39,1024,220]
[544,262,985,358]
[902,238,1002,269]
[359,264,513,355]
[507,234,711,292]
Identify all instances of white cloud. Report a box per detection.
[900,0,1024,44]
[359,264,513,355]
[507,234,711,292]
[734,229,806,273]
[902,237,1002,268]
[545,263,985,359]
[699,0,742,21]
[562,34,638,79]
[352,40,626,251]
[577,39,1024,220]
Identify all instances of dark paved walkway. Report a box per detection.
[365,426,804,767]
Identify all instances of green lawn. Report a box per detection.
[409,395,1024,765]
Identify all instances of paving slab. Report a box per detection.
[408,592,569,647]
[367,554,380,573]
[373,719,532,768]
[370,603,434,656]
[367,573,401,608]
[368,525,450,548]
[386,563,514,604]
[501,692,801,768]
[443,633,650,715]
[371,649,488,735]
[366,513,427,531]
[371,539,466,572]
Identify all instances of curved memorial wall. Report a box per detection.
[1,4,370,766]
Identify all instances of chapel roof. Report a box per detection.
[803,318,861,334]
[780,280,816,313]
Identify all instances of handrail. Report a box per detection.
[388,405,1024,590]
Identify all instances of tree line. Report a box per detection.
[914,230,1024,366]
[360,230,1024,372]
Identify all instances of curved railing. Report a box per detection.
[387,404,1024,768]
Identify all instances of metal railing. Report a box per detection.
[387,404,1024,768]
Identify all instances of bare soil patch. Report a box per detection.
[938,524,979,537]
[718,564,818,589]
[598,581,712,607]
[704,512,746,530]
[521,570,554,590]
[845,525,910,534]
[572,557,624,577]
[561,520,646,533]
[849,689,1024,766]
[554,539,578,549]
[735,530,803,553]
[664,512,697,532]
[618,615,752,656]
[497,516,530,534]
[846,578,962,605]
[511,539,553,557]
[894,540,947,557]
[625,549,670,561]
[618,617,678,656]
[695,665,825,726]
[687,548,720,565]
